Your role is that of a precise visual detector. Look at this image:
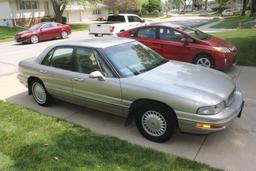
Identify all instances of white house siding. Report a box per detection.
[0,0,54,26]
[10,0,54,26]
[63,3,109,23]
[0,0,13,26]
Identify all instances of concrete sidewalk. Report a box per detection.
[0,66,256,171]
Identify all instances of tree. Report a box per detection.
[142,0,161,13]
[51,0,98,22]
[215,0,228,12]
[103,0,140,13]
[250,0,256,16]
[241,0,248,16]
[204,0,208,10]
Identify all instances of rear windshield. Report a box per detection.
[107,15,125,22]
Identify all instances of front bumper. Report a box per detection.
[177,90,244,134]
[15,36,30,43]
[215,51,237,70]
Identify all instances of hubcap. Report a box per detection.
[31,35,38,43]
[32,82,46,104]
[62,31,68,38]
[141,110,167,137]
[196,57,211,67]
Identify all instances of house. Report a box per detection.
[0,0,108,27]
[63,1,108,23]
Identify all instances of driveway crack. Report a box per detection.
[193,135,208,160]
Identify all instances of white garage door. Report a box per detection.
[69,11,81,22]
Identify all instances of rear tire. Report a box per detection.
[61,31,68,39]
[31,80,53,106]
[135,103,177,142]
[193,54,214,68]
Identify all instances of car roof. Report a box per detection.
[145,23,182,29]
[53,37,135,49]
[109,13,138,16]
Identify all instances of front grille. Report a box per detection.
[226,89,235,106]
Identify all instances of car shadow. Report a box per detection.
[11,37,64,46]
[6,91,207,159]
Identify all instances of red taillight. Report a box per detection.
[110,26,115,32]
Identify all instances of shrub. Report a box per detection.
[41,16,54,22]
[152,9,160,17]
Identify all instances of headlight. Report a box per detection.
[197,101,225,115]
[21,33,29,37]
[213,47,231,53]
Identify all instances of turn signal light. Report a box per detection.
[196,123,211,129]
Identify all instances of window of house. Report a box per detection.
[20,0,39,10]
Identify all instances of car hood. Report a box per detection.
[16,30,33,36]
[204,36,234,48]
[128,61,235,105]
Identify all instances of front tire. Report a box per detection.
[31,80,53,106]
[135,103,177,142]
[193,54,214,68]
[31,35,39,44]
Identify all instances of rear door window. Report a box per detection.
[137,27,157,39]
[159,28,184,41]
[42,47,75,71]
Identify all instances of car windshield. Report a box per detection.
[29,23,43,31]
[104,42,168,77]
[182,27,211,40]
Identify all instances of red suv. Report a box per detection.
[118,23,237,70]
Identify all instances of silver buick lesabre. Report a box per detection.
[18,37,244,142]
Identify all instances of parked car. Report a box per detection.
[118,23,237,70]
[89,14,149,37]
[18,38,244,142]
[15,22,71,44]
[222,9,234,16]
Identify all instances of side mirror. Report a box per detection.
[180,38,188,45]
[89,71,105,81]
[141,19,145,23]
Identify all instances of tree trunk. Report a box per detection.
[204,0,208,10]
[51,0,66,23]
[250,0,256,16]
[241,0,247,16]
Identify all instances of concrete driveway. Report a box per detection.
[0,31,256,171]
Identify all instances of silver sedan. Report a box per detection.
[18,37,244,142]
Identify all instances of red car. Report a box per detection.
[118,23,237,70]
[15,22,71,44]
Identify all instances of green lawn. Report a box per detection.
[69,24,89,32]
[211,29,256,66]
[0,101,219,171]
[211,16,255,29]
[0,26,24,42]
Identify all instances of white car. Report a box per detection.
[89,14,149,37]
[222,9,234,16]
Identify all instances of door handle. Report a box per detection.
[73,77,84,81]
[39,70,48,74]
